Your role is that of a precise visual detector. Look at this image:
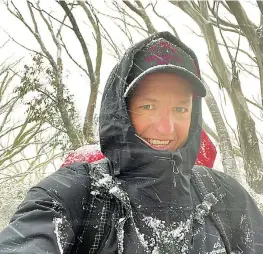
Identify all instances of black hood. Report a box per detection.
[99,31,204,211]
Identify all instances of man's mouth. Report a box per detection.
[142,138,171,150]
[146,139,170,145]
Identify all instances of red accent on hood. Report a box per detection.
[61,145,105,167]
[62,130,217,168]
[195,130,217,168]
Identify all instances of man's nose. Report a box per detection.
[154,110,175,135]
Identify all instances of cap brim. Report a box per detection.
[124,65,206,98]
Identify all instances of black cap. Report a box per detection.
[124,38,206,98]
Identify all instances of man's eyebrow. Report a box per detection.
[134,95,192,105]
[177,98,192,104]
[135,96,160,103]
[137,96,192,104]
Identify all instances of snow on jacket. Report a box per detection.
[1,31,263,254]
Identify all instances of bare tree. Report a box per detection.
[5,0,83,148]
[57,1,103,143]
[0,54,64,230]
[0,55,63,173]
[2,0,263,198]
[168,0,263,193]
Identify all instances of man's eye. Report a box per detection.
[174,107,187,113]
[142,105,153,110]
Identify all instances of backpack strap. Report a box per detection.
[88,159,136,254]
[72,158,134,254]
[191,166,232,254]
[71,159,113,254]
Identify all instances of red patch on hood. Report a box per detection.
[195,130,216,168]
[62,130,217,169]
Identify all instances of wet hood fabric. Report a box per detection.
[99,31,204,211]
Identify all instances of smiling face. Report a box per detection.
[128,72,193,151]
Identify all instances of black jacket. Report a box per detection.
[1,32,263,254]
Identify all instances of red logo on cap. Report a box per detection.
[146,40,182,65]
[192,59,199,77]
[145,53,175,64]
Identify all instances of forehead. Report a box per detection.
[130,72,194,97]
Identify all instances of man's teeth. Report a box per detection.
[147,139,170,145]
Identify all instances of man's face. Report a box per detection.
[128,72,193,151]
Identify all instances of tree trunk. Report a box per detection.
[83,85,98,143]
[226,1,263,107]
[230,76,263,193]
[204,81,240,179]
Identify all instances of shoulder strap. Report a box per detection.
[191,166,232,254]
[72,158,132,254]
[71,159,114,254]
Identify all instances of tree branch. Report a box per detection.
[29,3,73,31]
[79,2,102,82]
[59,1,96,85]
[257,1,263,17]
[150,2,179,38]
[226,1,263,107]
[123,0,157,34]
[202,120,219,142]
[60,36,89,76]
[245,97,263,110]
[4,30,46,58]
